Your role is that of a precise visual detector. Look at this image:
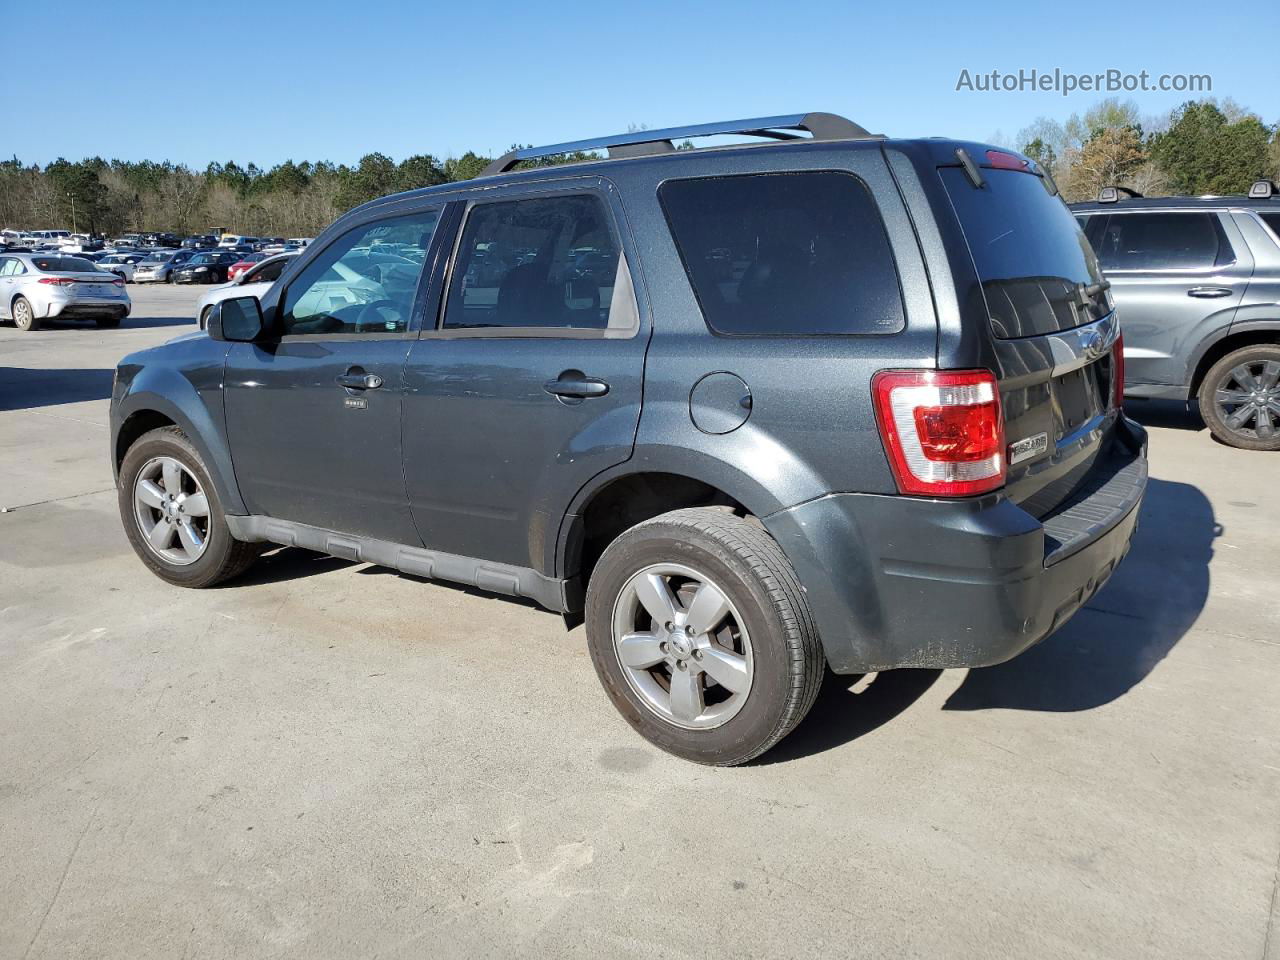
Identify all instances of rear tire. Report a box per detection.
[585,507,824,765]
[12,296,38,331]
[118,426,262,588]
[1197,344,1280,451]
[199,306,211,330]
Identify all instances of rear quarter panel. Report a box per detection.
[603,142,939,515]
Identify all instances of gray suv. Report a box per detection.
[1072,182,1280,450]
[111,113,1147,765]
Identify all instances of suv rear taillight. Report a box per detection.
[1112,333,1125,410]
[872,369,1006,497]
[38,277,76,286]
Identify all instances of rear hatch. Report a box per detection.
[939,157,1122,517]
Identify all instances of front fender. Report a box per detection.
[111,340,244,515]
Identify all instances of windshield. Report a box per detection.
[941,167,1107,339]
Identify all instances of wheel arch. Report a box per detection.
[1189,322,1280,401]
[554,457,784,616]
[113,381,246,515]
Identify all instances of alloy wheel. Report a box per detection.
[611,563,754,729]
[1214,360,1280,441]
[132,456,211,565]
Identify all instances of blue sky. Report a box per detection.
[10,0,1277,168]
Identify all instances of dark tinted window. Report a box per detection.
[659,172,904,336]
[246,257,291,284]
[1258,213,1280,243]
[443,194,629,331]
[1092,212,1233,271]
[281,211,437,335]
[941,167,1105,339]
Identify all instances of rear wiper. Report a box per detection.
[1074,279,1111,307]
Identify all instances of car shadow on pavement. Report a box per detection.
[758,477,1215,763]
[0,367,114,410]
[1124,397,1205,432]
[752,668,942,765]
[226,546,356,587]
[118,315,195,329]
[943,477,1217,713]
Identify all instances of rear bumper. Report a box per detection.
[45,298,131,319]
[764,420,1148,673]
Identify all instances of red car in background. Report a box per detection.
[227,252,266,281]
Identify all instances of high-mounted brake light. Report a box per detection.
[872,369,1006,497]
[984,150,1030,171]
[1112,333,1125,410]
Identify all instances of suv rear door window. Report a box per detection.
[940,167,1106,339]
[1257,212,1280,243]
[442,194,630,332]
[1091,212,1233,271]
[658,171,905,336]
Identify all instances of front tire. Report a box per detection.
[1198,344,1280,451]
[585,508,824,765]
[199,306,211,330]
[118,426,261,587]
[12,296,38,331]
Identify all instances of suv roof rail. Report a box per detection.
[481,112,881,177]
[1097,185,1144,203]
[1249,179,1278,199]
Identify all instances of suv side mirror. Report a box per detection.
[207,296,265,341]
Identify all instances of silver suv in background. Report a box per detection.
[1072,181,1280,450]
[0,252,131,330]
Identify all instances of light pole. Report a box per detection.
[67,192,77,234]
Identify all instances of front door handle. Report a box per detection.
[543,375,609,399]
[1187,286,1232,299]
[336,372,384,390]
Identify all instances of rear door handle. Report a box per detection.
[336,372,384,389]
[543,376,609,399]
[1187,286,1232,299]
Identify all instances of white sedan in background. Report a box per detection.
[96,252,150,282]
[196,252,297,329]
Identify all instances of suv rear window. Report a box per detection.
[1090,212,1234,271]
[659,172,905,336]
[941,167,1106,339]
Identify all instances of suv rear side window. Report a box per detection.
[1091,212,1234,271]
[443,194,630,332]
[941,167,1105,339]
[659,172,905,336]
